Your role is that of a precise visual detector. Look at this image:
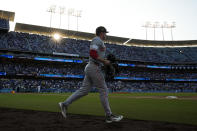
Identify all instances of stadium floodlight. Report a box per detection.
[67,8,75,31]
[163,21,168,28]
[171,21,176,28]
[53,33,61,40]
[142,21,151,40]
[73,10,82,32]
[66,8,82,33]
[47,5,56,28]
[171,22,176,41]
[59,6,65,28]
[142,21,176,41]
[154,21,160,28]
[68,8,75,16]
[153,22,160,40]
[161,24,164,41]
[164,21,176,41]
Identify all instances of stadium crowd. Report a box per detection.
[0,31,197,63]
[1,31,197,93]
[0,78,196,93]
[0,18,9,30]
[117,68,197,79]
[1,62,197,80]
[0,62,84,76]
[107,81,197,93]
[0,79,81,93]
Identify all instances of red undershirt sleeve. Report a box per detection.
[90,49,98,59]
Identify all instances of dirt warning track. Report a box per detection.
[0,108,197,131]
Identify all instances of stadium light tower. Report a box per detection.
[142,21,176,41]
[163,21,176,41]
[73,10,82,32]
[142,21,151,40]
[47,5,56,28]
[161,22,166,41]
[171,22,176,41]
[59,6,65,28]
[67,8,75,31]
[153,21,160,40]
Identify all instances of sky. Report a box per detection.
[0,0,197,41]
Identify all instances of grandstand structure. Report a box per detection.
[0,10,15,33]
[14,22,197,47]
[1,10,197,93]
[14,23,129,44]
[0,10,15,21]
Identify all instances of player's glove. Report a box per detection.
[104,54,119,80]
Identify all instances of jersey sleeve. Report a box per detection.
[90,39,100,59]
[90,38,106,59]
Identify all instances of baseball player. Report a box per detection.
[59,26,123,123]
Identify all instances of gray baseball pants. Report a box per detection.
[62,62,112,116]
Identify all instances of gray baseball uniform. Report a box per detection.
[62,36,112,116]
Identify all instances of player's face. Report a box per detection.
[101,32,107,40]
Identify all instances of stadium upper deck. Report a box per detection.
[0,10,15,21]
[14,22,197,47]
[14,23,129,44]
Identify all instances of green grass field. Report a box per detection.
[0,92,197,125]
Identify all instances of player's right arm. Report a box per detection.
[90,49,110,65]
[90,39,110,65]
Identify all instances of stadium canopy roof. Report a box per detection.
[127,39,197,47]
[14,23,129,44]
[0,10,15,21]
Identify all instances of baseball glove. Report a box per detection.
[104,54,119,80]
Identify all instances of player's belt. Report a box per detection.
[93,61,100,66]
[89,61,100,66]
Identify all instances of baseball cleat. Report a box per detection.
[59,102,67,119]
[105,114,123,123]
